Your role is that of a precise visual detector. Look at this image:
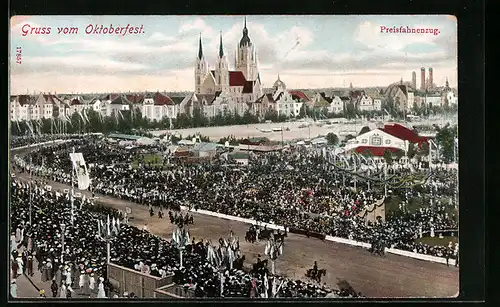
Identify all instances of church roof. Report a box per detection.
[229,71,247,86]
[239,17,252,47]
[126,94,144,104]
[219,33,224,58]
[273,76,286,89]
[198,35,203,60]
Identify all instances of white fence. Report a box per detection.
[182,206,456,265]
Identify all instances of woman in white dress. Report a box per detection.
[59,283,67,298]
[15,255,24,277]
[65,268,72,286]
[97,277,106,298]
[89,273,96,294]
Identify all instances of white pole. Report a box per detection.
[107,241,111,264]
[61,224,65,263]
[179,248,183,268]
[271,259,275,275]
[29,149,32,226]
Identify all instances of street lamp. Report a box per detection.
[98,215,121,264]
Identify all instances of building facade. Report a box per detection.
[194,18,263,103]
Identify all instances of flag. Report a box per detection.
[83,109,90,124]
[69,152,91,190]
[97,220,101,238]
[263,274,269,298]
[271,277,277,297]
[106,214,110,236]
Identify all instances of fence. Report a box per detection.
[107,263,174,298]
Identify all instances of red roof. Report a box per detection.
[126,94,144,104]
[153,92,174,106]
[209,70,248,87]
[381,123,428,143]
[229,71,246,86]
[289,90,310,101]
[43,94,62,104]
[242,81,254,94]
[354,146,400,156]
[70,98,83,105]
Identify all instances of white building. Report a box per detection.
[105,95,130,117]
[373,98,382,111]
[358,95,374,112]
[271,76,303,117]
[328,96,344,114]
[344,123,428,157]
[10,95,32,121]
[141,92,179,121]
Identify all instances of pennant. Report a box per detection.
[69,152,91,190]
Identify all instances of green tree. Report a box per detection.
[298,104,307,118]
[435,124,457,163]
[407,143,417,159]
[383,149,393,165]
[326,132,339,146]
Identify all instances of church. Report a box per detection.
[194,18,263,103]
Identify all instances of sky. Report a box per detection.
[10,15,457,95]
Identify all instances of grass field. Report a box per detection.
[385,195,458,217]
[414,236,458,247]
[131,154,164,169]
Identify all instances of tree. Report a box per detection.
[383,149,393,165]
[394,149,405,160]
[326,133,339,146]
[358,126,370,136]
[435,124,457,163]
[298,104,307,118]
[407,143,417,159]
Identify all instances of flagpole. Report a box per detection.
[71,147,75,225]
[29,143,32,226]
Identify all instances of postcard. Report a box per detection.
[9,15,458,300]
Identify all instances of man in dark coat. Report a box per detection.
[51,280,59,298]
[27,255,34,276]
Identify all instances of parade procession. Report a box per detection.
[9,123,459,299]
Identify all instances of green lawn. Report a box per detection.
[385,195,458,217]
[132,154,164,169]
[414,236,458,247]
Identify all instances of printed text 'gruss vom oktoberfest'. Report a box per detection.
[20,24,145,37]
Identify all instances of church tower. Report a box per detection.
[195,34,209,94]
[236,17,258,81]
[215,32,230,93]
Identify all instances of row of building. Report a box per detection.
[9,77,457,123]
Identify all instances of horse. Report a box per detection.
[233,255,245,271]
[305,268,327,283]
[259,229,273,241]
[251,259,269,275]
[245,230,256,243]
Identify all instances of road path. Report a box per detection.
[13,172,459,298]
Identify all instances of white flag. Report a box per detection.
[69,152,91,190]
[263,274,269,298]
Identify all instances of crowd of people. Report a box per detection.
[13,138,458,260]
[10,179,339,298]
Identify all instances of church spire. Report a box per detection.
[198,33,203,60]
[240,16,251,47]
[219,31,224,58]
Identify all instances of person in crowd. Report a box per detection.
[10,280,17,298]
[51,279,59,298]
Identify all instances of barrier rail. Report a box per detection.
[181,206,456,265]
[11,139,75,151]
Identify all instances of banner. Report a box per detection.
[69,152,91,190]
